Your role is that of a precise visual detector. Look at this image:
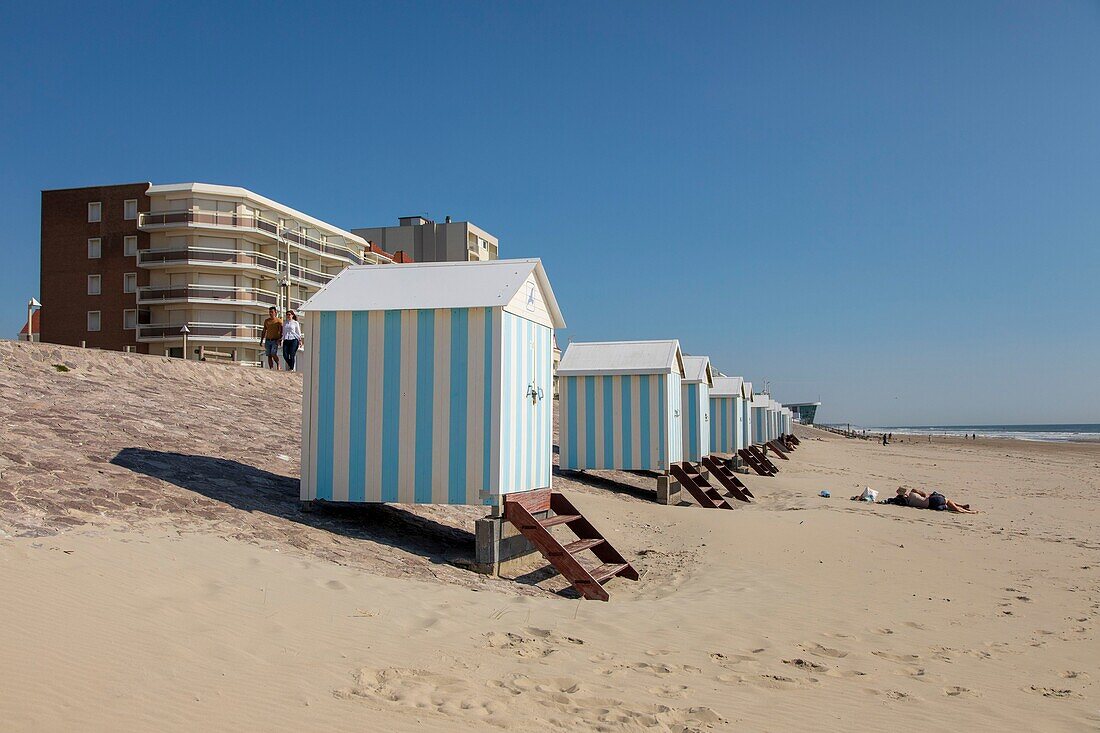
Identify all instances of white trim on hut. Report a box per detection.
[299,259,564,506]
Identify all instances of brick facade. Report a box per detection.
[40,183,151,352]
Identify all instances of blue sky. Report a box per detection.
[1,1,1097,425]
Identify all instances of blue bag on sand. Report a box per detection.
[819,490,831,498]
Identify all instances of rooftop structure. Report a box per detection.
[353,215,498,263]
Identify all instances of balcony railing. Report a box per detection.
[137,247,280,273]
[136,322,264,342]
[138,209,367,264]
[287,262,333,286]
[136,284,279,308]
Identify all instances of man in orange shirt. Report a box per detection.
[260,306,283,370]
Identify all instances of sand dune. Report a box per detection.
[1,341,1097,731]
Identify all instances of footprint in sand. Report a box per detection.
[784,658,828,672]
[325,579,346,590]
[944,686,978,697]
[338,667,724,729]
[647,684,690,699]
[803,642,848,658]
[884,690,915,701]
[872,651,921,664]
[1028,685,1079,699]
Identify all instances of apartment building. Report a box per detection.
[352,216,498,263]
[40,182,402,365]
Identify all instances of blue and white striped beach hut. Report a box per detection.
[298,259,565,506]
[751,394,771,445]
[709,375,750,455]
[680,356,713,462]
[558,340,685,472]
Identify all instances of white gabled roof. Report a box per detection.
[557,340,684,377]
[751,394,771,408]
[710,376,745,398]
[299,259,566,328]
[681,355,713,386]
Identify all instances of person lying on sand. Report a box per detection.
[896,487,977,514]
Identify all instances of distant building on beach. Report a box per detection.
[39,182,407,365]
[353,216,498,263]
[18,309,40,342]
[785,401,822,425]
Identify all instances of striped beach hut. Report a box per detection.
[558,340,685,472]
[680,356,713,462]
[751,394,771,445]
[710,375,751,455]
[298,259,565,506]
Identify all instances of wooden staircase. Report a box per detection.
[767,440,791,459]
[668,462,735,510]
[503,489,639,602]
[701,455,753,502]
[749,445,781,474]
[738,448,774,476]
[788,435,801,446]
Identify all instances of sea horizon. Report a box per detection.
[833,423,1100,443]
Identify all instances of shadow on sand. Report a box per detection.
[553,466,664,504]
[110,448,476,567]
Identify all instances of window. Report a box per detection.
[88,202,101,222]
[124,309,138,330]
[87,311,101,332]
[124,235,138,256]
[124,199,138,220]
[87,274,102,295]
[88,238,102,259]
[124,273,137,293]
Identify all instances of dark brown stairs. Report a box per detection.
[767,440,791,459]
[669,462,735,510]
[503,489,639,602]
[738,448,774,476]
[749,445,781,474]
[701,455,753,502]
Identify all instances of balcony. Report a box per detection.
[137,284,279,309]
[136,322,263,343]
[137,247,280,274]
[138,210,369,265]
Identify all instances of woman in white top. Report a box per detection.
[282,310,304,372]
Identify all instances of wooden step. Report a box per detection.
[669,462,735,509]
[588,563,631,584]
[539,513,581,528]
[560,538,605,555]
[503,490,639,602]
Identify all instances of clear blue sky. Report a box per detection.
[1,1,1097,426]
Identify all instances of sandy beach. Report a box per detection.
[1,340,1097,732]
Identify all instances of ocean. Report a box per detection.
[860,424,1100,443]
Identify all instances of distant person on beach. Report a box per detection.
[282,310,302,372]
[261,307,283,370]
[896,487,977,514]
[882,434,888,446]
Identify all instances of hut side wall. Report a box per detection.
[710,395,744,454]
[301,306,502,505]
[499,311,554,497]
[752,406,768,445]
[680,381,710,462]
[559,372,681,472]
[668,372,683,464]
